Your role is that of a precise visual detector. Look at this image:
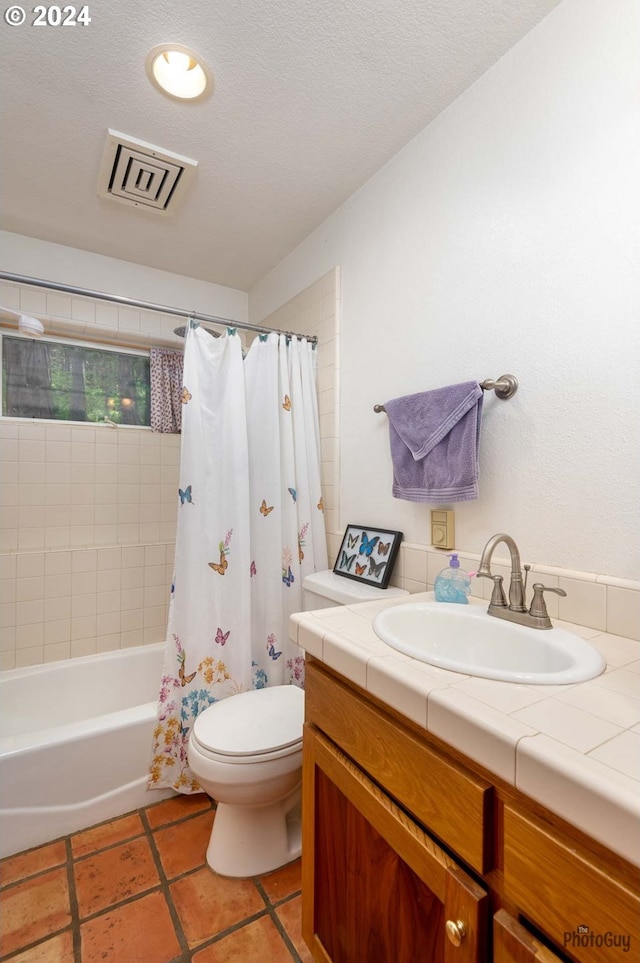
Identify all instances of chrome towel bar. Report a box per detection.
[373,374,518,413]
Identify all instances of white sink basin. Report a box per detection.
[372,601,605,684]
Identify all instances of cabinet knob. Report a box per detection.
[445,919,467,947]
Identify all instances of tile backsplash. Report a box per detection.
[383,541,640,642]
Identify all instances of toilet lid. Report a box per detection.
[192,684,304,758]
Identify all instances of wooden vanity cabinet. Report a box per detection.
[303,726,489,962]
[302,658,640,963]
[493,911,563,962]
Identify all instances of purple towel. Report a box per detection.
[385,381,483,502]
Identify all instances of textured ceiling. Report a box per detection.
[0,0,561,291]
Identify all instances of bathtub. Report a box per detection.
[0,642,174,858]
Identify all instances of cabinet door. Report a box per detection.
[302,725,488,963]
[503,804,640,962]
[494,910,563,962]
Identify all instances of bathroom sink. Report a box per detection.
[372,601,605,684]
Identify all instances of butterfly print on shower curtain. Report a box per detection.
[209,550,228,575]
[178,649,197,686]
[266,635,282,660]
[282,566,294,587]
[215,627,230,645]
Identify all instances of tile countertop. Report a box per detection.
[289,592,640,869]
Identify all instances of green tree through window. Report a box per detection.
[2,336,150,426]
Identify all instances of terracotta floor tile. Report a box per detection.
[80,890,182,963]
[0,841,67,888]
[145,792,212,830]
[6,930,75,963]
[153,810,215,879]
[73,836,160,919]
[0,866,71,958]
[170,867,265,948]
[191,915,294,963]
[71,813,144,859]
[260,858,302,903]
[276,895,315,963]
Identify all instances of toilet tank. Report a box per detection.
[302,570,408,611]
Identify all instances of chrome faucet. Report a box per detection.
[477,533,566,629]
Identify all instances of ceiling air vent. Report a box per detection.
[97,129,197,216]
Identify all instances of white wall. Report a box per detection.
[249,0,640,581]
[0,231,248,323]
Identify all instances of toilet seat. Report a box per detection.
[191,684,304,765]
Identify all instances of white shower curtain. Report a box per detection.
[148,326,327,793]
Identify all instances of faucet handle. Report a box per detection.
[477,572,507,608]
[523,564,531,597]
[530,583,567,619]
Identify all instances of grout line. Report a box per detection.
[71,830,146,865]
[145,800,216,834]
[73,883,165,927]
[64,836,83,963]
[254,879,304,963]
[139,806,192,961]
[187,908,271,957]
[0,858,75,963]
[0,859,68,893]
[271,888,303,908]
[0,929,76,963]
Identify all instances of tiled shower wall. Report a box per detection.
[0,269,342,669]
[0,277,186,670]
[0,542,174,668]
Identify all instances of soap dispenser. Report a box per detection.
[434,553,471,604]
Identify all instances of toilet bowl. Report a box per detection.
[188,684,304,878]
[188,570,409,877]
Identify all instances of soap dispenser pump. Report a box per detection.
[434,553,471,604]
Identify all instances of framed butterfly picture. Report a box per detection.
[333,524,402,590]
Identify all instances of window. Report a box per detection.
[1,334,151,426]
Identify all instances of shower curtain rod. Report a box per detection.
[0,271,317,345]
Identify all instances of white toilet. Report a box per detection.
[188,570,408,878]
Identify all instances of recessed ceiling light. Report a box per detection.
[145,44,213,102]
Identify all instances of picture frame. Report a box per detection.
[333,524,403,590]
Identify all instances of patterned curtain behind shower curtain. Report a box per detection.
[148,326,327,793]
[149,347,184,433]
